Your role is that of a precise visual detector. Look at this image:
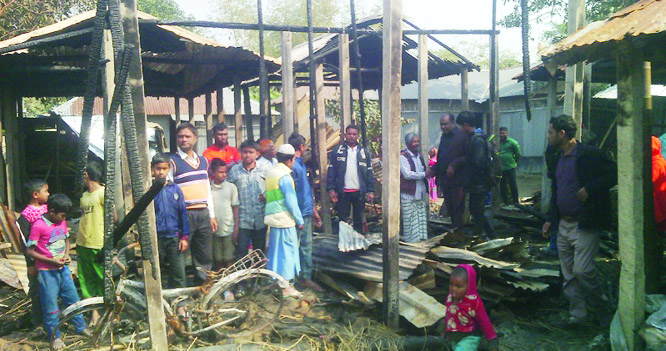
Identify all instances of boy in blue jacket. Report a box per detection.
[152,153,190,315]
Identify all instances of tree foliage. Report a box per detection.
[434,39,521,70]
[500,0,635,43]
[326,98,412,156]
[137,0,192,21]
[0,0,95,41]
[210,0,381,57]
[0,0,191,41]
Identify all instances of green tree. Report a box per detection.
[500,0,635,43]
[0,0,95,41]
[210,0,381,57]
[434,39,521,70]
[326,98,412,156]
[137,0,192,21]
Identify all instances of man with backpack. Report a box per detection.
[458,111,498,240]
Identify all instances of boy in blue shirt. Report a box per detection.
[152,153,190,315]
[288,133,323,292]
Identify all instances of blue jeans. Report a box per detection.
[453,335,481,351]
[296,216,313,279]
[38,266,86,339]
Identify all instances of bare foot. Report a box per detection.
[51,338,65,350]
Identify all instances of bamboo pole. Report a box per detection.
[563,0,585,139]
[338,33,352,139]
[234,77,243,145]
[281,32,295,139]
[315,64,333,234]
[417,34,429,159]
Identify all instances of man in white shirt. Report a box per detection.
[327,125,375,233]
[400,133,433,242]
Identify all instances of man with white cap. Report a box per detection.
[264,144,305,297]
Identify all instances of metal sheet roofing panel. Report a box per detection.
[312,234,429,282]
[0,11,280,98]
[539,0,666,66]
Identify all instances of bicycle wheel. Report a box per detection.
[53,297,146,347]
[198,270,284,339]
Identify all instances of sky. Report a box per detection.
[173,0,560,65]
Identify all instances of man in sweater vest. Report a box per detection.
[170,123,218,285]
[400,132,433,242]
[264,144,304,298]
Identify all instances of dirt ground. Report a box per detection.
[0,172,620,350]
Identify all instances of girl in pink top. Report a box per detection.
[21,179,50,224]
[444,264,498,351]
[428,148,438,202]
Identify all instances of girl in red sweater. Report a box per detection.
[444,264,499,351]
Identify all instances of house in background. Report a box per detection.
[365,66,564,173]
[52,89,268,154]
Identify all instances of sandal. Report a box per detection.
[283,288,303,299]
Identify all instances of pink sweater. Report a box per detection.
[444,264,497,341]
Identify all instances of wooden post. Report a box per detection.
[0,92,6,203]
[381,0,402,330]
[243,87,254,141]
[1,87,16,210]
[217,85,224,124]
[338,33,352,138]
[417,34,429,159]
[315,64,333,234]
[643,61,659,294]
[188,97,194,122]
[206,92,213,147]
[564,0,585,139]
[119,0,169,349]
[257,0,268,139]
[461,67,469,111]
[541,76,557,214]
[489,0,499,140]
[174,97,181,124]
[234,77,243,145]
[102,29,125,218]
[488,0,500,210]
[281,32,295,139]
[616,41,648,351]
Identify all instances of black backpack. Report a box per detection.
[472,133,502,187]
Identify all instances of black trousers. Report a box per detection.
[468,192,495,236]
[187,208,213,284]
[236,227,267,261]
[337,191,365,232]
[500,168,519,204]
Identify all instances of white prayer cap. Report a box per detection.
[277,143,295,155]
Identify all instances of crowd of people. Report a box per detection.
[15,112,625,351]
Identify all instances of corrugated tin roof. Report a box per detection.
[594,84,666,99]
[60,90,261,116]
[539,0,666,66]
[288,16,476,90]
[0,10,280,98]
[312,234,430,282]
[364,66,525,102]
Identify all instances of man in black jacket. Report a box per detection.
[459,111,496,239]
[541,114,617,326]
[327,124,375,232]
[434,112,469,233]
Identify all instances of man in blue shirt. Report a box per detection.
[288,133,323,292]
